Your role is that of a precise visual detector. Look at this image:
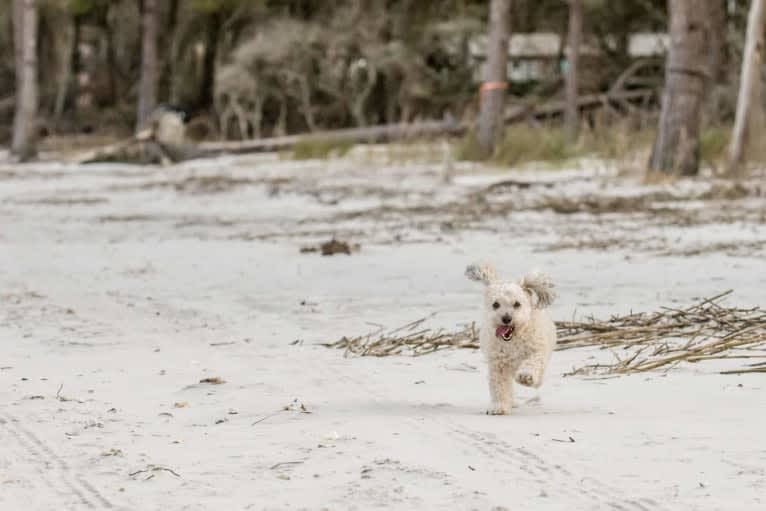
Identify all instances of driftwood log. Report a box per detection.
[503,89,655,124]
[73,109,202,164]
[73,88,654,163]
[197,119,466,156]
[197,89,654,157]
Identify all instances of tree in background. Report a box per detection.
[476,0,511,156]
[174,1,260,110]
[648,0,710,176]
[137,0,159,131]
[11,0,38,161]
[708,0,726,84]
[727,0,765,176]
[7,0,763,155]
[564,0,582,143]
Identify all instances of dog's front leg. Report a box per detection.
[516,351,547,388]
[487,360,513,415]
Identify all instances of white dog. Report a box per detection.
[465,263,557,415]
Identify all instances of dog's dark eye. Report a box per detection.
[513,301,521,308]
[492,301,500,310]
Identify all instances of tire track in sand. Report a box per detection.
[1,414,78,511]
[439,419,667,511]
[1,410,117,510]
[321,356,668,511]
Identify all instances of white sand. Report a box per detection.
[1,154,765,510]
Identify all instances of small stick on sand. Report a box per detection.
[270,461,304,470]
[251,412,281,426]
[129,465,181,478]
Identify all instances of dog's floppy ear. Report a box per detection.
[465,263,497,285]
[520,271,556,308]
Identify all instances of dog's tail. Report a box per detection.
[465,263,497,285]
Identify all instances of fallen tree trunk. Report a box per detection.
[73,131,203,165]
[197,89,655,158]
[73,109,203,164]
[504,89,654,124]
[71,89,655,163]
[196,119,466,156]
[70,129,153,164]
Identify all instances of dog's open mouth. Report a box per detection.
[495,324,514,341]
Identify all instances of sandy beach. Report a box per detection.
[1,152,765,510]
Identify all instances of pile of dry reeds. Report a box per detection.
[324,313,481,357]
[558,290,766,375]
[325,291,766,376]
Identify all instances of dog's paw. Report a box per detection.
[486,406,510,416]
[516,372,537,387]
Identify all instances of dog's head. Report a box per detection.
[465,263,556,341]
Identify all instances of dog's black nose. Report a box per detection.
[501,314,512,324]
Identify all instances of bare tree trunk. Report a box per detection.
[708,0,726,83]
[196,11,222,113]
[100,6,119,105]
[160,0,180,102]
[53,15,77,127]
[726,0,765,176]
[11,0,38,161]
[704,0,728,121]
[476,0,511,156]
[564,0,582,142]
[137,0,159,131]
[648,0,710,177]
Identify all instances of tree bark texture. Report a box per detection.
[648,0,710,176]
[564,0,582,142]
[197,12,222,113]
[137,0,159,131]
[727,0,765,175]
[477,0,511,156]
[708,0,726,82]
[53,16,77,125]
[11,0,39,161]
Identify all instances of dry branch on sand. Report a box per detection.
[324,313,481,357]
[324,291,766,376]
[558,290,766,375]
[129,465,181,480]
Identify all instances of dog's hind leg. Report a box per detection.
[487,360,514,414]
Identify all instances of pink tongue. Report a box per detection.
[495,325,512,338]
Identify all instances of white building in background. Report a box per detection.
[470,32,669,83]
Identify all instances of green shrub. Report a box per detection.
[455,125,580,166]
[699,125,730,164]
[290,137,354,160]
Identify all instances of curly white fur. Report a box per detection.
[466,263,557,415]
